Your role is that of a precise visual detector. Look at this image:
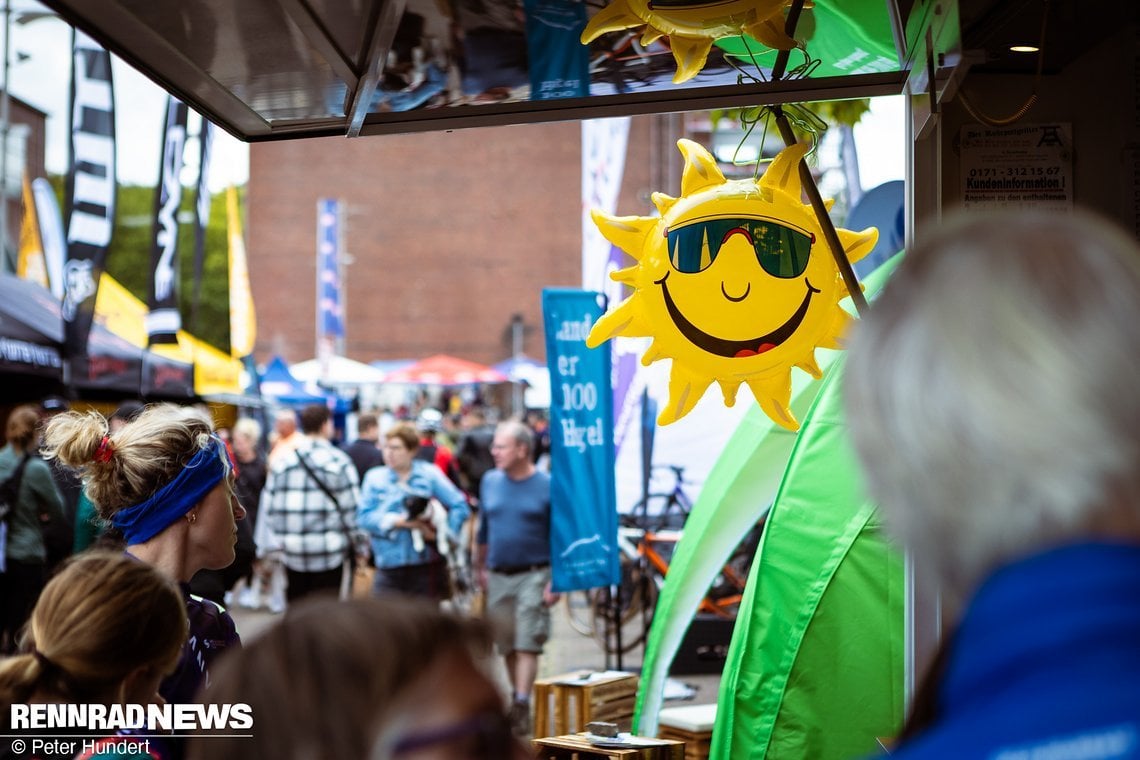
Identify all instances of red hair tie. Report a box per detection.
[94,436,114,464]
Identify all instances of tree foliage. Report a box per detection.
[48,177,238,352]
[710,98,873,155]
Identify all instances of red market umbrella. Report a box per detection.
[382,354,509,386]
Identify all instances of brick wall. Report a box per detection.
[247,115,666,366]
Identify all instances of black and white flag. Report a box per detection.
[146,96,188,346]
[63,31,116,360]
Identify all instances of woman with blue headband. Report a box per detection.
[42,404,246,705]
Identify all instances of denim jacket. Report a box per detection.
[358,459,469,569]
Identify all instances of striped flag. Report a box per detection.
[146,96,188,345]
[316,197,343,333]
[63,30,116,360]
[316,198,343,377]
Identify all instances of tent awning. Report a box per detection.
[383,354,508,386]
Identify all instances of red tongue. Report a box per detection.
[734,343,777,358]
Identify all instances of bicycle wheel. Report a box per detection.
[591,557,658,654]
[563,588,600,638]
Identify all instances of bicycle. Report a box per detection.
[564,514,764,656]
[627,464,694,531]
[564,464,693,641]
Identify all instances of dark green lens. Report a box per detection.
[754,222,812,279]
[667,218,812,277]
[669,223,719,273]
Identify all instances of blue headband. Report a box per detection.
[112,436,231,545]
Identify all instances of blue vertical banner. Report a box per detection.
[523,0,589,100]
[316,198,344,364]
[542,288,620,592]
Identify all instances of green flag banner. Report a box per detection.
[635,254,904,756]
[710,358,904,759]
[715,0,900,79]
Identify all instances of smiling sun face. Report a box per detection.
[586,140,877,430]
[580,0,795,84]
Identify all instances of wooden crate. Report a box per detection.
[534,671,639,739]
[656,704,716,760]
[533,732,685,760]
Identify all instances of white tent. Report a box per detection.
[290,356,387,386]
[492,355,551,409]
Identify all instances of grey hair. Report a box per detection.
[497,420,534,455]
[843,209,1140,610]
[233,417,262,443]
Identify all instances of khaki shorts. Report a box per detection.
[487,565,551,655]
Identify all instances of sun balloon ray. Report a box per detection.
[585,140,877,430]
[580,0,797,84]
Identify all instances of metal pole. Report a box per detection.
[511,313,523,416]
[766,0,868,315]
[771,109,869,315]
[1,0,11,270]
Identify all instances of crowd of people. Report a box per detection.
[0,394,554,757]
[2,207,1140,758]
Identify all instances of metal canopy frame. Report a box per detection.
[40,0,914,143]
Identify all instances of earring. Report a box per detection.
[186,512,198,525]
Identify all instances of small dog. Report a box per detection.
[404,494,452,558]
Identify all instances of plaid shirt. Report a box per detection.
[263,437,360,572]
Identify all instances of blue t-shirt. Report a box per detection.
[477,469,551,569]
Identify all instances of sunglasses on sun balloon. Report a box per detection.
[666,216,814,278]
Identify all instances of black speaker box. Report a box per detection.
[670,614,736,675]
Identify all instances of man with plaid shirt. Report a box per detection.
[262,404,361,602]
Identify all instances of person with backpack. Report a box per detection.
[0,405,65,655]
[455,407,496,504]
[414,408,460,486]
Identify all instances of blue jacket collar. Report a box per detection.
[942,541,1140,713]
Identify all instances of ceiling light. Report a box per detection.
[1009,45,1040,53]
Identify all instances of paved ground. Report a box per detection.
[228,589,723,733]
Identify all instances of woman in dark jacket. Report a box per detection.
[0,405,64,654]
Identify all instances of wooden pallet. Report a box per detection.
[534,671,640,739]
[533,732,685,760]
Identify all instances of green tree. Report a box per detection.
[49,177,239,352]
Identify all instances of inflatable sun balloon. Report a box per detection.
[586,140,877,431]
[580,0,796,84]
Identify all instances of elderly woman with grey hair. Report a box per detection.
[843,209,1140,758]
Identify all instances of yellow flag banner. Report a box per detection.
[94,273,243,396]
[153,332,243,397]
[227,185,256,357]
[17,174,49,288]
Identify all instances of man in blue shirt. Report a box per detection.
[475,420,557,737]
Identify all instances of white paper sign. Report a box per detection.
[960,123,1073,212]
